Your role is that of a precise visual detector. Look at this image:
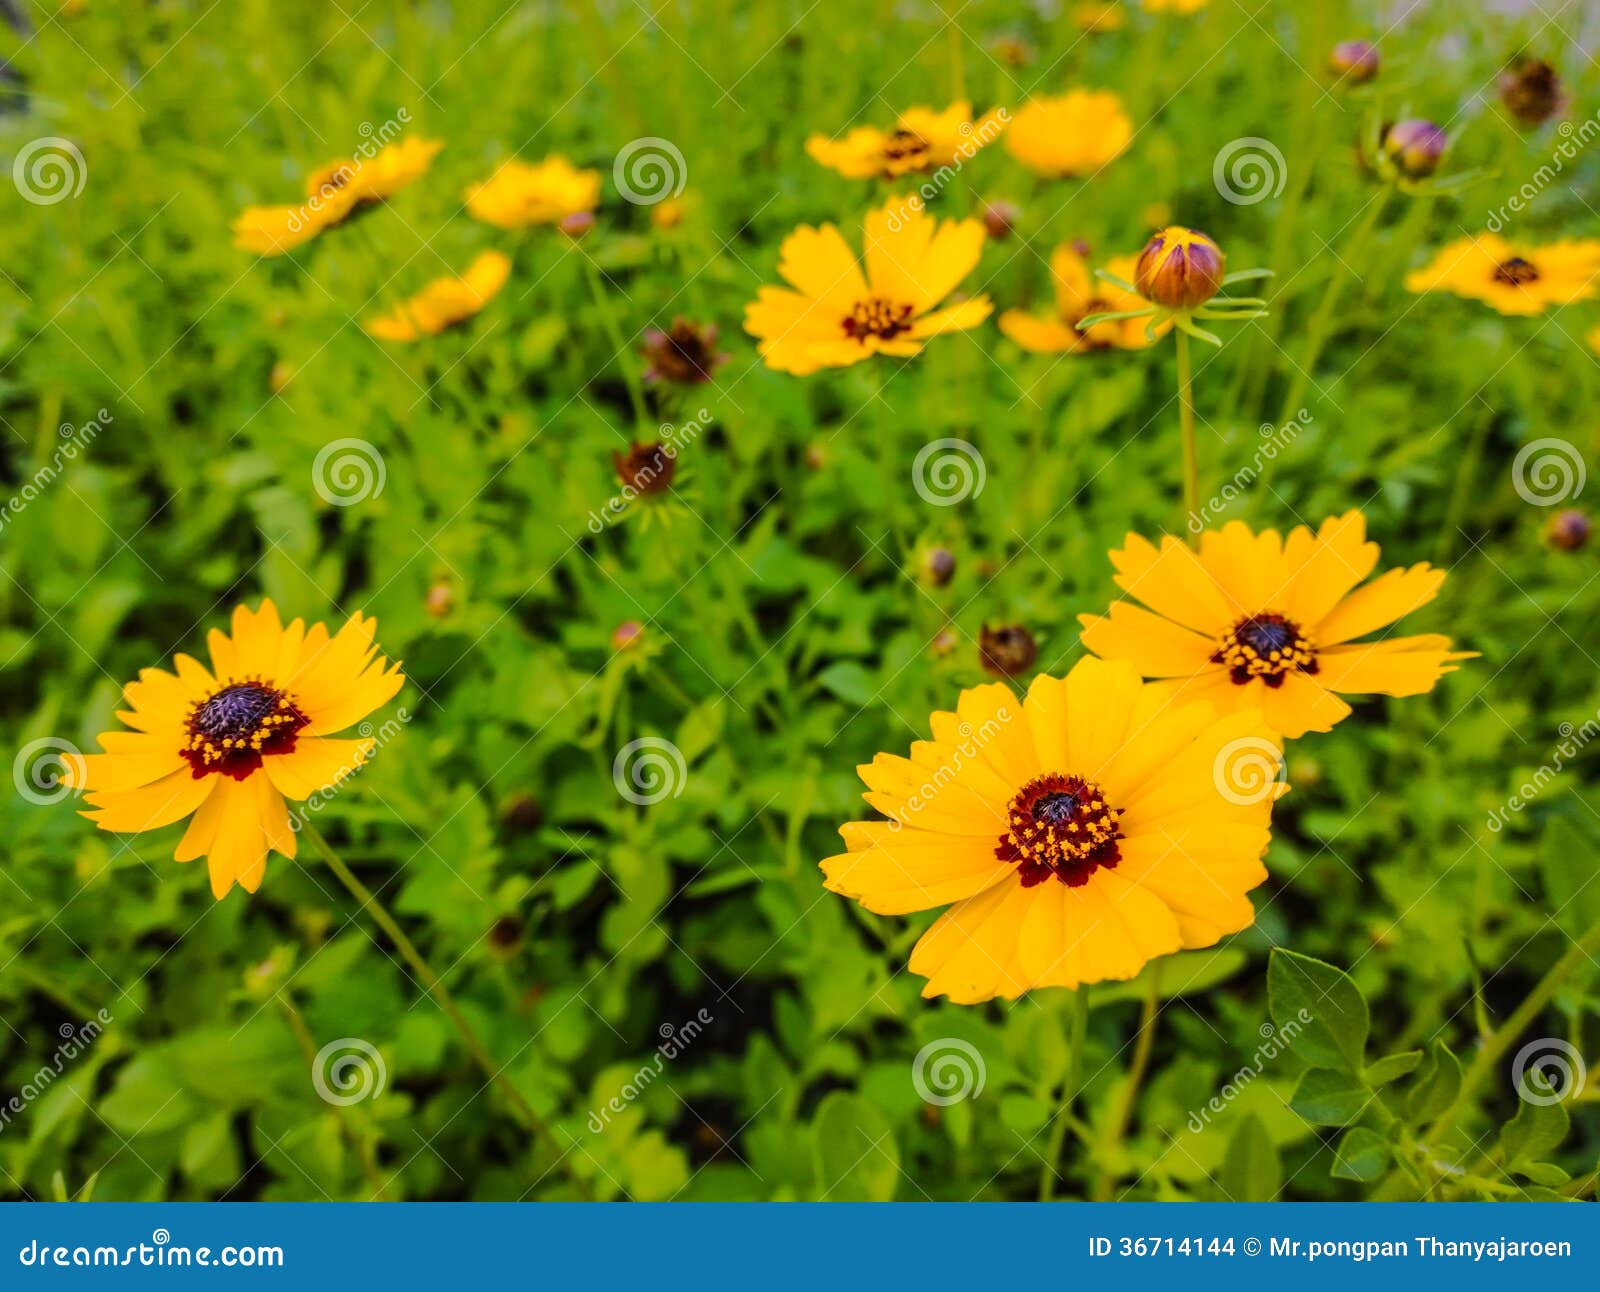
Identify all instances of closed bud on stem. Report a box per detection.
[1546,508,1590,552]
[1134,226,1225,311]
[1381,119,1447,179]
[1329,40,1379,84]
[981,200,1021,240]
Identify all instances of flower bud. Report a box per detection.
[501,793,542,834]
[612,441,676,495]
[1546,508,1590,552]
[424,580,454,619]
[641,318,727,385]
[611,619,647,650]
[981,200,1021,240]
[1500,57,1563,128]
[1329,40,1379,84]
[559,210,595,239]
[1134,226,1225,311]
[929,628,959,658]
[1381,119,1447,179]
[920,547,956,587]
[979,623,1037,677]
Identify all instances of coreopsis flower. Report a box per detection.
[806,101,1006,180]
[1500,57,1564,127]
[641,318,728,384]
[1329,40,1379,83]
[821,657,1281,1002]
[61,601,404,899]
[1404,234,1600,316]
[1142,0,1208,12]
[465,156,602,229]
[1074,2,1125,32]
[1078,512,1473,739]
[1002,246,1166,353]
[233,137,443,256]
[743,200,991,375]
[651,197,685,230]
[1006,90,1133,178]
[363,251,511,341]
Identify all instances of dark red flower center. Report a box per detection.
[184,681,308,779]
[1212,612,1318,688]
[843,296,914,342]
[1493,256,1541,285]
[881,129,931,168]
[997,772,1123,887]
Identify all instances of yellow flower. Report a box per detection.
[1074,2,1126,31]
[232,138,443,257]
[822,657,1281,1002]
[1404,233,1600,316]
[465,156,602,229]
[1000,247,1167,353]
[1005,90,1133,178]
[743,199,991,375]
[363,251,511,342]
[1143,0,1208,12]
[1078,512,1474,740]
[806,101,1007,180]
[62,601,405,900]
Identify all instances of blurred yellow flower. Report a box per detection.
[466,156,602,229]
[743,199,990,375]
[364,251,512,342]
[806,101,1007,179]
[1005,90,1133,178]
[1079,512,1473,739]
[1404,233,1600,316]
[1143,0,1208,12]
[651,196,686,229]
[1000,246,1166,353]
[821,656,1281,1002]
[62,601,404,900]
[232,137,443,257]
[1074,2,1126,31]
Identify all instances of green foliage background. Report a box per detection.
[1,0,1597,1202]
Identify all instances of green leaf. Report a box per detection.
[811,1093,899,1201]
[1362,1050,1423,1087]
[1267,949,1369,1073]
[1219,1113,1281,1201]
[815,661,876,708]
[1404,1038,1462,1122]
[1331,1127,1392,1182]
[1290,1068,1370,1126]
[1496,1091,1569,1169]
[1540,816,1600,939]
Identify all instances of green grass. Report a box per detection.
[0,0,1597,1202]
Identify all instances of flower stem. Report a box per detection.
[1039,985,1091,1201]
[300,821,592,1199]
[1093,963,1162,1201]
[276,995,389,1200]
[580,251,651,436]
[1175,330,1200,548]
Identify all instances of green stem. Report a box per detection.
[1275,191,1388,428]
[300,821,593,1199]
[1175,330,1199,548]
[1093,964,1162,1201]
[581,252,651,435]
[277,995,389,1200]
[1039,985,1091,1201]
[1420,915,1600,1170]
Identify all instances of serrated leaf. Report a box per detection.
[1267,949,1369,1073]
[1291,1068,1370,1126]
[1331,1126,1391,1181]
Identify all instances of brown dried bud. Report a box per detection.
[641,318,728,385]
[612,441,677,495]
[1500,57,1564,128]
[979,623,1037,677]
